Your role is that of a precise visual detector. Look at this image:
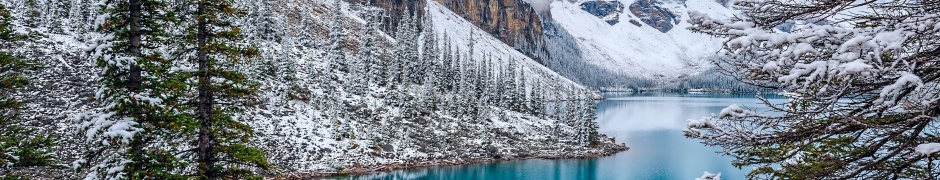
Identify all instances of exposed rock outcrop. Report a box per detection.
[352,0,548,63]
[435,0,547,62]
[629,0,679,32]
[580,0,625,25]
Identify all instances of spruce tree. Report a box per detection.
[358,7,381,94]
[24,0,40,28]
[440,35,455,92]
[0,5,57,178]
[421,15,440,88]
[576,93,599,147]
[327,0,347,74]
[394,9,420,85]
[529,80,547,117]
[80,0,189,178]
[506,59,523,112]
[181,0,269,178]
[391,11,411,85]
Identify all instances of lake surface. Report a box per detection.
[335,92,787,179]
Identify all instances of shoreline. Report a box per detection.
[275,141,629,179]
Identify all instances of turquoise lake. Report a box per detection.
[334,92,787,179]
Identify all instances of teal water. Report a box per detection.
[336,92,786,180]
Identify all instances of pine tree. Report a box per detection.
[391,10,415,85]
[181,0,269,178]
[402,11,422,85]
[0,5,57,178]
[576,93,599,147]
[507,59,525,112]
[685,1,940,178]
[24,0,40,28]
[80,0,190,178]
[327,0,348,74]
[358,7,381,94]
[529,80,546,117]
[440,35,455,92]
[421,15,440,88]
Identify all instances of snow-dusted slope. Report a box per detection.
[428,1,582,89]
[549,0,735,81]
[0,0,626,178]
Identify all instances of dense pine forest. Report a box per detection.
[0,0,626,178]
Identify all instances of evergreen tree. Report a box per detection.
[181,0,269,178]
[24,0,40,28]
[576,94,599,147]
[440,35,455,92]
[327,0,348,74]
[402,11,422,85]
[529,80,547,117]
[0,5,57,178]
[358,7,381,94]
[80,0,190,178]
[391,10,415,85]
[685,0,940,178]
[421,15,440,88]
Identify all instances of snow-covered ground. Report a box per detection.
[0,0,626,178]
[548,0,736,81]
[428,1,583,89]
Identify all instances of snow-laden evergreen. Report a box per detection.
[684,0,940,178]
[0,0,625,178]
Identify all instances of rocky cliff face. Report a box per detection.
[580,1,624,25]
[629,0,679,32]
[353,0,547,62]
[436,0,547,62]
[577,0,679,32]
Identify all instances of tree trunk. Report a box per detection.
[128,0,144,174]
[128,0,142,91]
[195,1,215,178]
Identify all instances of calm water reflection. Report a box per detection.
[334,92,787,180]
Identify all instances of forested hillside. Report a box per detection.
[0,0,625,178]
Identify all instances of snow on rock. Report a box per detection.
[547,0,736,81]
[428,1,583,88]
[914,143,940,156]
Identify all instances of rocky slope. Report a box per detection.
[360,0,740,89]
[541,0,737,88]
[580,0,625,25]
[357,0,548,62]
[435,0,547,62]
[628,0,680,32]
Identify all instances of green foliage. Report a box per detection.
[181,0,269,178]
[80,0,195,178]
[0,5,12,40]
[0,4,57,178]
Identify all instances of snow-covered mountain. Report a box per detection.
[543,0,737,85]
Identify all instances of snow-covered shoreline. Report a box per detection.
[277,136,628,178]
